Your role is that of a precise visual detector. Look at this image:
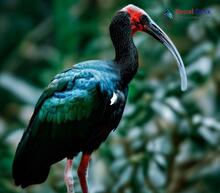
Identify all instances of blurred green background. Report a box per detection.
[1,0,220,193]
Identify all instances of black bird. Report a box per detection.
[12,4,187,193]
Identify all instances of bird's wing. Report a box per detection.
[36,69,111,124]
[13,68,115,187]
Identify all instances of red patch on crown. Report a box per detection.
[121,4,146,35]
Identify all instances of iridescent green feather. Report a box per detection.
[38,71,100,123]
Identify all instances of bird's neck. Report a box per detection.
[110,12,138,85]
[114,36,138,66]
[114,37,138,85]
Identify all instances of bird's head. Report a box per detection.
[120,4,187,91]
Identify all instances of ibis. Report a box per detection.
[12,4,187,193]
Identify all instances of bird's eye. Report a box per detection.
[134,21,140,26]
[140,15,150,25]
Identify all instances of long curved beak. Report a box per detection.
[144,18,187,91]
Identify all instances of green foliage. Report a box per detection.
[0,0,220,193]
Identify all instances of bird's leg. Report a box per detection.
[64,158,75,193]
[77,153,91,193]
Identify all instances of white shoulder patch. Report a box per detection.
[110,92,118,105]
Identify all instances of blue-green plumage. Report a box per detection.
[12,60,130,187]
[12,4,187,193]
[12,11,137,188]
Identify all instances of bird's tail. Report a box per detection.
[12,116,53,188]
